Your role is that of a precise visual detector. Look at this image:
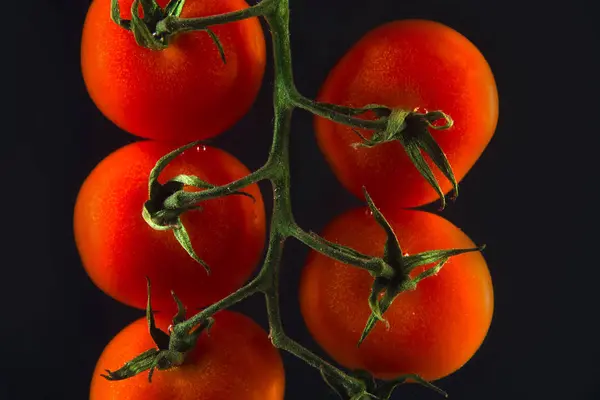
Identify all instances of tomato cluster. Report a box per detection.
[303,19,497,382]
[77,0,497,398]
[78,1,279,398]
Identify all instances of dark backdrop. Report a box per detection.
[5,0,599,399]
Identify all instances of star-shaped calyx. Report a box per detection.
[102,278,214,382]
[358,188,484,345]
[142,141,254,274]
[110,0,226,60]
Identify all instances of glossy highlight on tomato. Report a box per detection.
[300,207,494,381]
[90,311,285,400]
[81,0,266,143]
[315,19,498,209]
[74,141,266,312]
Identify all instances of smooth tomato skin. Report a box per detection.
[90,311,285,400]
[315,20,498,209]
[299,208,493,381]
[74,141,265,312]
[81,0,266,143]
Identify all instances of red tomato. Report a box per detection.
[300,208,493,381]
[90,311,285,399]
[81,0,266,143]
[74,141,265,312]
[315,20,498,209]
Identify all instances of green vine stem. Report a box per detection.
[105,0,485,398]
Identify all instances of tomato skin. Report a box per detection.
[90,311,285,400]
[299,208,493,381]
[315,20,498,209]
[81,0,266,143]
[74,141,265,312]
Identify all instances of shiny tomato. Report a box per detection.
[81,0,266,143]
[74,141,265,312]
[300,208,493,381]
[315,20,498,209]
[90,311,285,399]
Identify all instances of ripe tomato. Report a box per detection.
[315,20,498,209]
[90,311,285,399]
[299,208,493,381]
[81,0,266,143]
[74,141,265,312]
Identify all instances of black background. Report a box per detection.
[5,0,599,399]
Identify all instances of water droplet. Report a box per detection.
[167,324,174,333]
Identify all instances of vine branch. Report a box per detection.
[156,0,275,36]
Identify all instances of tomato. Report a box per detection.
[299,208,493,381]
[315,20,498,209]
[90,311,285,399]
[81,0,266,143]
[74,141,265,312]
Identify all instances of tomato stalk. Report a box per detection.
[252,5,368,394]
[104,0,486,398]
[291,93,388,131]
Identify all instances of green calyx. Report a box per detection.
[102,279,214,382]
[351,107,457,209]
[357,188,484,345]
[142,141,255,274]
[111,0,226,60]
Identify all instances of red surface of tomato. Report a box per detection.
[74,141,265,312]
[90,311,285,399]
[81,0,266,143]
[300,208,493,381]
[315,20,498,209]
